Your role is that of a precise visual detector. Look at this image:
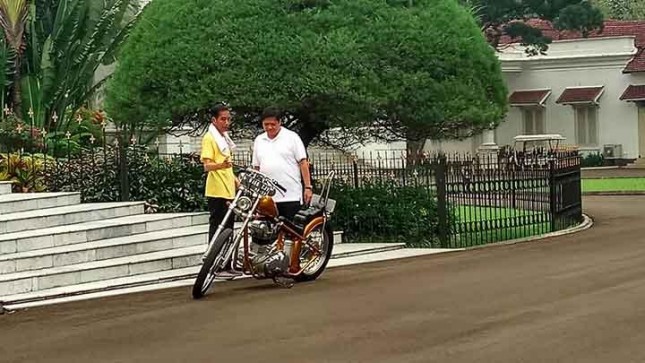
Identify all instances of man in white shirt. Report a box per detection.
[252,107,313,221]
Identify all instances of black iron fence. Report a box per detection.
[1,129,582,248]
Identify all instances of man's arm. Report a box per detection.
[299,159,312,189]
[202,158,231,172]
[251,139,261,171]
[299,158,313,205]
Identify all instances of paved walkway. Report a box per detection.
[2,196,645,362]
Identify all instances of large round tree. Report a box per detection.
[106,0,508,147]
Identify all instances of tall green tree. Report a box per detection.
[464,0,605,55]
[106,0,508,148]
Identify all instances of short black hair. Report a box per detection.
[207,102,230,120]
[260,107,282,123]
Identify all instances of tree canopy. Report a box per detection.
[465,0,605,55]
[106,0,508,147]
[592,0,645,20]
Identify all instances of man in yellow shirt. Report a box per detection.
[201,103,236,244]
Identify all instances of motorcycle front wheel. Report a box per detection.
[192,228,233,299]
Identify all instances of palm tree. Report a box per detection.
[24,0,139,132]
[0,0,29,119]
[0,0,140,136]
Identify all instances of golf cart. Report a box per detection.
[503,134,568,168]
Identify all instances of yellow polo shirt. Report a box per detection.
[201,132,235,199]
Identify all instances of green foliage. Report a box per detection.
[0,0,141,136]
[466,0,605,55]
[330,181,448,247]
[0,106,104,156]
[0,152,51,192]
[592,0,645,20]
[46,146,207,212]
[581,152,604,167]
[107,0,507,147]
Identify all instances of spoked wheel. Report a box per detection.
[295,224,333,282]
[192,228,233,299]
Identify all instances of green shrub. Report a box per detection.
[0,152,52,192]
[581,152,604,167]
[330,181,449,247]
[46,146,207,213]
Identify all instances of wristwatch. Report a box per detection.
[304,186,312,190]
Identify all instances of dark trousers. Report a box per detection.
[208,197,235,243]
[277,201,302,222]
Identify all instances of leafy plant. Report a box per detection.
[581,152,604,167]
[329,180,453,247]
[0,0,142,139]
[46,145,207,212]
[0,152,51,192]
[0,106,105,156]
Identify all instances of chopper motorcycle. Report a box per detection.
[192,167,335,299]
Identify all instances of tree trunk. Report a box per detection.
[298,125,321,149]
[406,129,425,165]
[294,111,325,149]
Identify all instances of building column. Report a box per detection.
[478,128,500,168]
[478,128,499,151]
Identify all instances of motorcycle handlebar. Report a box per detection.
[236,165,287,194]
[273,180,287,193]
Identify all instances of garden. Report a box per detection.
[0,0,588,249]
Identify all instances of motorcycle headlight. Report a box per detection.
[237,196,253,212]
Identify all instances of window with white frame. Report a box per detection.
[574,106,598,146]
[522,108,545,135]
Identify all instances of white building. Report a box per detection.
[431,20,645,163]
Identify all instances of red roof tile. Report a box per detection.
[620,85,645,101]
[556,86,605,104]
[509,89,551,106]
[500,20,645,72]
[624,48,645,73]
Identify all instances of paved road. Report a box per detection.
[2,196,645,363]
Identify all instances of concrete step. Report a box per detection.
[0,181,12,195]
[0,242,400,297]
[0,192,81,214]
[0,212,208,255]
[0,245,204,296]
[0,225,208,273]
[0,224,340,272]
[0,243,419,307]
[0,202,146,234]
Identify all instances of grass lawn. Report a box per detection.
[455,205,542,222]
[582,178,645,192]
[452,205,550,247]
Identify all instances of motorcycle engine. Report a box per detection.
[251,247,290,279]
[248,220,278,246]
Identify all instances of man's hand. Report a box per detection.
[221,158,232,169]
[303,188,313,205]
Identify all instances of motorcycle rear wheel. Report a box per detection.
[295,224,333,282]
[192,228,233,299]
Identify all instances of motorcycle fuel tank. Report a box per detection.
[257,196,279,218]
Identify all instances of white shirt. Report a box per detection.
[252,127,307,203]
